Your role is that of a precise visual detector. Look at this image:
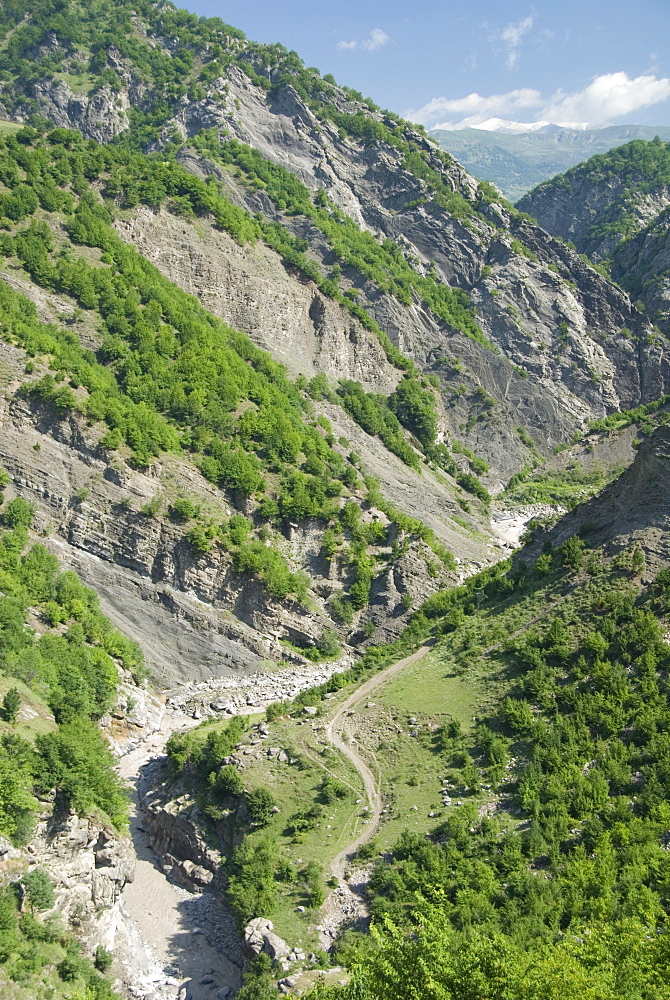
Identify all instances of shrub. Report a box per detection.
[21,868,54,912]
[246,787,276,826]
[2,687,21,725]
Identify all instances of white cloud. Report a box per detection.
[362,28,389,52]
[542,72,670,123]
[405,72,670,130]
[337,28,389,52]
[404,88,541,128]
[499,15,533,69]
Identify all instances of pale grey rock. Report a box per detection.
[244,916,291,961]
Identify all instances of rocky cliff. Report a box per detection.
[518,139,670,342]
[522,424,670,572]
[2,4,666,483]
[0,1,667,683]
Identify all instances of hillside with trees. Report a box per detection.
[0,2,669,998]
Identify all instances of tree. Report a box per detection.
[0,497,34,529]
[21,868,54,912]
[94,944,113,972]
[631,545,646,577]
[211,763,244,799]
[2,687,21,725]
[559,535,585,571]
[246,787,276,826]
[0,733,36,843]
[35,719,128,828]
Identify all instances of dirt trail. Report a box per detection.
[326,644,433,879]
[117,717,243,1000]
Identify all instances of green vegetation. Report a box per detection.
[531,137,670,249]
[0,473,131,841]
[5,5,669,998]
[0,881,118,999]
[1,687,20,725]
[308,913,670,999]
[298,538,670,998]
[0,127,460,614]
[170,514,670,998]
[0,473,125,994]
[503,463,619,508]
[588,394,670,436]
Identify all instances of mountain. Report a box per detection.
[2,2,670,998]
[0,0,667,688]
[518,138,670,340]
[429,124,670,202]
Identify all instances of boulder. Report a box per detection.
[244,917,291,961]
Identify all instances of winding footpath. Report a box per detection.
[113,644,436,983]
[326,644,434,878]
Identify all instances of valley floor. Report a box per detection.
[117,721,243,1000]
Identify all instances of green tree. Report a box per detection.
[246,787,276,826]
[2,687,21,725]
[21,868,54,912]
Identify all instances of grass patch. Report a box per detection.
[501,463,620,508]
[0,676,57,743]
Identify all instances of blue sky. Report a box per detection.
[181,0,670,129]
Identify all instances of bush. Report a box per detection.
[317,629,342,658]
[94,944,113,972]
[21,868,54,912]
[2,687,21,725]
[559,535,585,571]
[35,719,128,828]
[246,787,276,826]
[210,763,244,799]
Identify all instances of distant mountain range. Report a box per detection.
[429,123,670,202]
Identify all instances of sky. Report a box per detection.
[179,0,670,131]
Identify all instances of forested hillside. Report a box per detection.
[229,429,670,999]
[0,471,131,998]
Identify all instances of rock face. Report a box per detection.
[115,206,397,395]
[519,142,670,351]
[518,165,670,263]
[141,777,222,880]
[144,72,667,483]
[0,323,495,686]
[522,425,670,571]
[610,206,670,327]
[30,78,132,143]
[12,797,136,956]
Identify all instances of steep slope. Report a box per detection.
[430,124,670,203]
[518,137,670,261]
[0,0,666,490]
[612,204,670,322]
[523,423,670,570]
[518,139,670,344]
[0,129,509,684]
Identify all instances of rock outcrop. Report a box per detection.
[6,797,137,958]
[522,424,670,572]
[244,917,291,961]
